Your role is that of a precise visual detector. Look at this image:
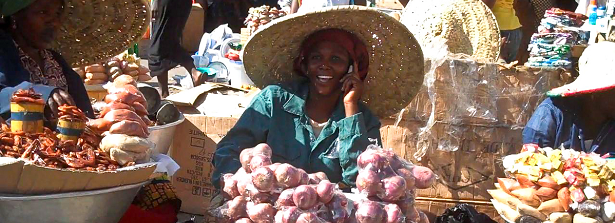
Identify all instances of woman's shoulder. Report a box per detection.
[258,80,307,97]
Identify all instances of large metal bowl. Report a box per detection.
[0,181,148,223]
[147,113,185,154]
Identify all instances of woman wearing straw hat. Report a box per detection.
[211,6,424,190]
[523,41,615,154]
[0,0,94,121]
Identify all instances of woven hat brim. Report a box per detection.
[400,0,501,62]
[547,83,615,98]
[548,41,615,97]
[242,6,425,118]
[52,0,151,67]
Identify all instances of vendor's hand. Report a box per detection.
[341,61,364,105]
[341,61,364,117]
[47,89,75,119]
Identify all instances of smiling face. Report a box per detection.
[303,41,351,98]
[13,0,64,49]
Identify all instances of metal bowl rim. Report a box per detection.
[148,113,185,131]
[0,181,149,201]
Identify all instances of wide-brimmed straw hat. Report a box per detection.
[242,6,425,118]
[547,41,615,97]
[400,0,501,62]
[51,0,150,67]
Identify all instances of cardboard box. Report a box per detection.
[84,84,107,102]
[415,197,502,222]
[404,60,572,127]
[166,83,253,117]
[0,157,156,195]
[380,120,522,201]
[169,115,238,215]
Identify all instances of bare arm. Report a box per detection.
[291,0,299,14]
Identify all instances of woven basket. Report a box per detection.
[400,0,501,62]
[52,0,151,67]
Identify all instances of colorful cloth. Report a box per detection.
[14,42,68,91]
[132,175,181,211]
[530,33,574,45]
[528,43,571,57]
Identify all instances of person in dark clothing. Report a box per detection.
[523,42,615,154]
[149,0,197,98]
[0,0,94,122]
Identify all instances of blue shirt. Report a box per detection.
[211,80,382,189]
[522,98,615,154]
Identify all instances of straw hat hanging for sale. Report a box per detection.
[1,0,151,67]
[242,6,425,118]
[400,0,501,62]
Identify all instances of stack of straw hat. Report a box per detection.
[400,0,501,62]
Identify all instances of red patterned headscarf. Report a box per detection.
[293,29,369,80]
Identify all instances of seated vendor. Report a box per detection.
[523,42,615,154]
[211,6,424,190]
[0,0,94,121]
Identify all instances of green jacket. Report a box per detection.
[211,80,382,189]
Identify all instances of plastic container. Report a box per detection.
[57,118,86,141]
[219,37,241,59]
[224,59,254,88]
[10,102,44,134]
[192,54,210,68]
[598,6,606,18]
[589,9,598,25]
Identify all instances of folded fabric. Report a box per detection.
[531,33,575,45]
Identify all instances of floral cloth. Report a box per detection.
[15,42,68,91]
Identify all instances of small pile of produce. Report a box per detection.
[73,53,151,85]
[212,143,436,223]
[87,75,153,165]
[490,144,615,223]
[213,143,350,223]
[354,145,434,223]
[57,105,88,123]
[244,5,286,34]
[10,88,45,104]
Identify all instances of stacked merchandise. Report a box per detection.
[526,8,589,69]
[353,145,435,223]
[244,6,286,35]
[490,144,615,222]
[73,53,151,85]
[87,76,154,165]
[211,144,436,222]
